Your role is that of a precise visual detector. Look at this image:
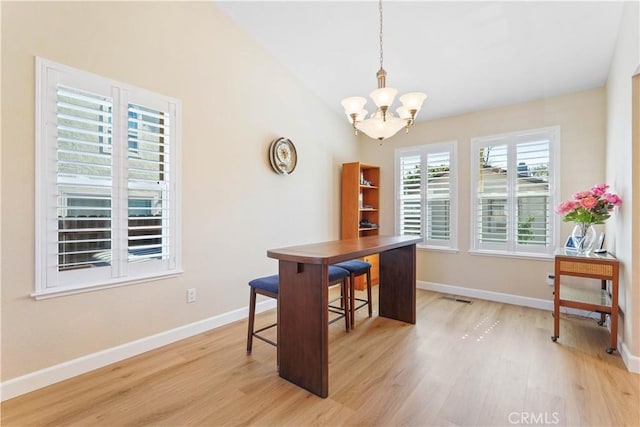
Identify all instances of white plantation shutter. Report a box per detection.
[56,86,114,273]
[471,127,558,256]
[127,103,170,263]
[516,139,551,246]
[36,58,181,297]
[125,98,179,278]
[395,142,457,250]
[426,151,451,245]
[398,153,422,236]
[476,144,509,246]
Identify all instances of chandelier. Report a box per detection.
[341,0,427,141]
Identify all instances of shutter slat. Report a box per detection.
[56,86,114,271]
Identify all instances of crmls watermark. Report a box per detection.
[508,412,561,425]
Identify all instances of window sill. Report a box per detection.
[32,270,183,300]
[468,249,554,261]
[417,245,460,254]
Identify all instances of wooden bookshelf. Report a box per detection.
[341,162,380,289]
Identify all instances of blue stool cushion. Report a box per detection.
[250,267,347,294]
[249,274,279,295]
[332,260,371,275]
[328,265,350,282]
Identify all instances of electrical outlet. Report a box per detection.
[546,273,555,286]
[187,288,196,303]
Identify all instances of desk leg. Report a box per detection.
[552,267,560,342]
[378,244,416,324]
[608,265,619,354]
[277,261,329,398]
[598,280,607,326]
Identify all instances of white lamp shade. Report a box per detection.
[341,97,367,115]
[355,115,406,140]
[399,92,427,111]
[347,109,369,124]
[396,106,412,120]
[356,109,368,121]
[370,87,398,109]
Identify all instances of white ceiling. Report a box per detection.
[216,1,625,122]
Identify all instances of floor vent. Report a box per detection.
[441,295,473,304]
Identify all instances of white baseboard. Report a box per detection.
[620,340,640,373]
[0,299,276,402]
[418,280,639,373]
[418,280,554,311]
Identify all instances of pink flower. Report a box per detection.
[557,184,621,223]
[604,193,622,206]
[573,191,592,200]
[556,200,579,215]
[580,196,598,209]
[591,184,609,197]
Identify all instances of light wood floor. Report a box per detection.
[2,289,639,426]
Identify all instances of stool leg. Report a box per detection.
[350,273,356,329]
[247,288,257,354]
[342,278,350,332]
[366,270,372,317]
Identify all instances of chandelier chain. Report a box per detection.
[379,0,384,70]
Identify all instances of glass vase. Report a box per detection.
[571,222,597,254]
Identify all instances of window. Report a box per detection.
[395,141,457,250]
[35,58,181,297]
[470,126,559,257]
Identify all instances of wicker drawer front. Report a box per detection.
[559,260,613,278]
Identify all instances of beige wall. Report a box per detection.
[361,88,606,301]
[605,0,639,358]
[0,1,358,381]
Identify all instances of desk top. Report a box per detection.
[267,235,422,265]
[555,248,617,262]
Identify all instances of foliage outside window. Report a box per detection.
[471,127,559,257]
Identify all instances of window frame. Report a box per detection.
[35,57,182,299]
[394,141,458,252]
[469,126,560,259]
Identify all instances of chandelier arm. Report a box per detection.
[380,106,388,122]
[349,113,360,136]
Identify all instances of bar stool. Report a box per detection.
[332,260,372,329]
[246,265,351,354]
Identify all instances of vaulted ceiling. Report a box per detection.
[216,1,624,122]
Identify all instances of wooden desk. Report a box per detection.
[267,235,421,398]
[552,249,619,354]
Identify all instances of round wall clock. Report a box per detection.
[269,137,297,175]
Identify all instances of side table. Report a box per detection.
[552,249,619,354]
